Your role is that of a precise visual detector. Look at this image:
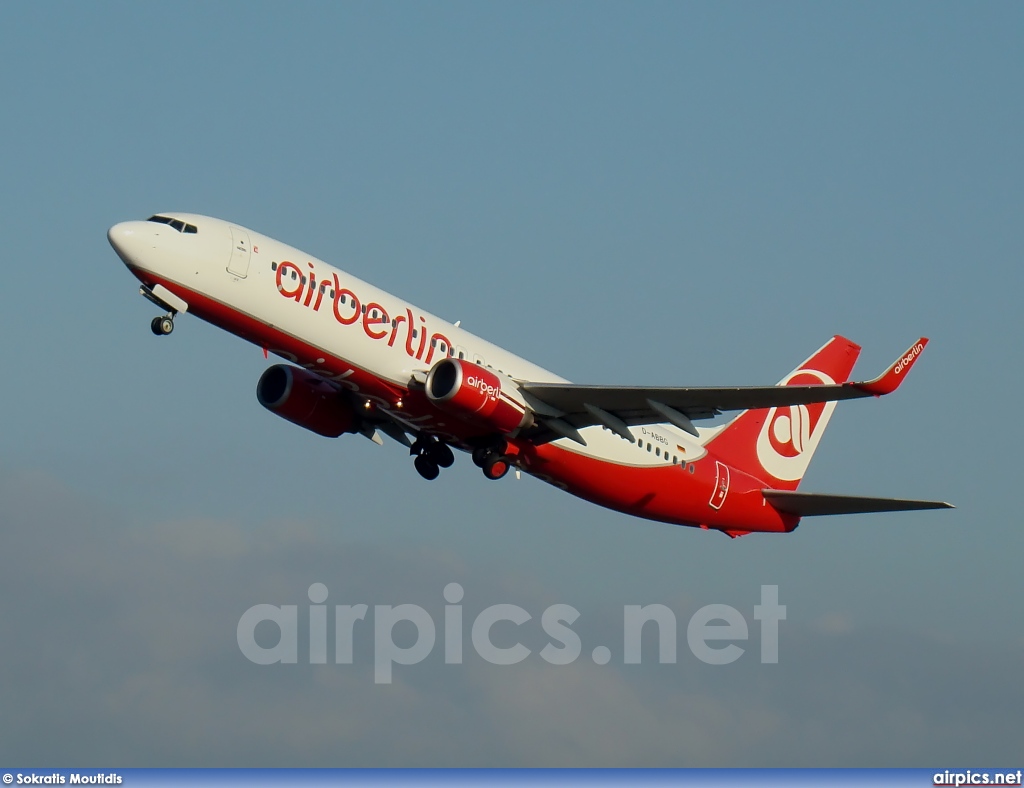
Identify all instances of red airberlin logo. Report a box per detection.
[894,342,924,375]
[274,260,453,365]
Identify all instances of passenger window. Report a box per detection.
[329,290,335,299]
[291,271,297,281]
[655,447,660,457]
[271,262,277,271]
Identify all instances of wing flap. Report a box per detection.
[763,490,954,517]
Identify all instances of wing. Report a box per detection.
[518,338,928,445]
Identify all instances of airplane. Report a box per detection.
[108,213,952,537]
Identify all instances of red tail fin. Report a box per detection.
[706,336,862,491]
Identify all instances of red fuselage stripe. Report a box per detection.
[139,269,797,535]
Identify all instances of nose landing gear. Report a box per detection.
[150,315,175,336]
[141,284,188,338]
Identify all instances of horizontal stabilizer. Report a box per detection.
[763,490,954,517]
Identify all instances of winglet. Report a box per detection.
[855,337,929,396]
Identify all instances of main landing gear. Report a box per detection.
[410,436,515,482]
[471,443,513,481]
[411,436,455,481]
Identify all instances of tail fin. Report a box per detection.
[705,336,862,491]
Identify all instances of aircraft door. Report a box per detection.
[227,227,252,278]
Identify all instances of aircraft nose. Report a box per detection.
[107,221,149,267]
[107,222,129,249]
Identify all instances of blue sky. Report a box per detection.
[0,1,1022,766]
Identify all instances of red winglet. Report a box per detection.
[855,337,929,396]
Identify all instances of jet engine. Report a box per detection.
[256,365,358,438]
[425,358,533,434]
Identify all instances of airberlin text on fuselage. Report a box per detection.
[275,260,452,366]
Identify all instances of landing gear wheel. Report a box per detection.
[429,442,455,468]
[482,455,511,481]
[472,437,508,468]
[412,437,455,470]
[151,315,174,336]
[414,454,440,481]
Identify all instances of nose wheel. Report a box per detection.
[150,315,175,336]
[140,285,185,337]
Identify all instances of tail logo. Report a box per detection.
[755,369,836,482]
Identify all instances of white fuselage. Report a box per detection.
[108,214,709,468]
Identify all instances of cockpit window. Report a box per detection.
[147,215,198,234]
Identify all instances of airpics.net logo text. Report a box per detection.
[236,584,786,684]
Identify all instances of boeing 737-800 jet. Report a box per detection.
[108,213,951,537]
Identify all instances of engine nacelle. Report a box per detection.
[256,365,358,438]
[425,358,533,434]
